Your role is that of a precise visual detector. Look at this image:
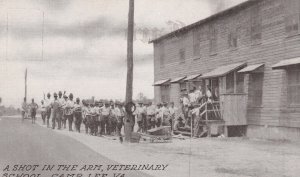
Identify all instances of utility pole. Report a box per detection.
[25,68,27,103]
[124,0,135,142]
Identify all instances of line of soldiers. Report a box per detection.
[39,91,179,137]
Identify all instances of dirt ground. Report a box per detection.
[35,118,300,177]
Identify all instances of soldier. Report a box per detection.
[162,102,171,126]
[40,100,46,125]
[51,93,61,129]
[96,100,104,136]
[136,102,144,133]
[168,102,178,131]
[21,98,27,121]
[101,101,111,135]
[44,93,52,128]
[62,94,68,129]
[82,100,90,134]
[146,102,156,130]
[57,91,65,130]
[65,93,75,131]
[73,98,82,133]
[155,103,163,127]
[110,102,118,135]
[89,102,98,136]
[115,101,125,142]
[29,99,38,124]
[142,102,147,132]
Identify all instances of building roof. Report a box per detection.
[238,63,264,73]
[184,74,202,81]
[170,76,187,83]
[149,0,257,44]
[201,62,246,79]
[272,57,300,69]
[153,79,170,86]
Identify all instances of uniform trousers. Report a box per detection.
[74,112,82,132]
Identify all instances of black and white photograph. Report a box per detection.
[1,0,300,176]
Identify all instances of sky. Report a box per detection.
[0,0,245,108]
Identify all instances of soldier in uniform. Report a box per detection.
[155,103,163,127]
[21,98,27,121]
[115,101,125,141]
[40,100,46,125]
[90,102,98,136]
[110,102,118,135]
[29,99,38,124]
[65,93,75,131]
[82,100,89,134]
[97,100,104,136]
[136,102,144,133]
[57,91,65,130]
[162,102,171,126]
[62,94,68,129]
[146,102,156,130]
[101,101,111,135]
[51,93,61,129]
[73,98,82,133]
[44,93,52,128]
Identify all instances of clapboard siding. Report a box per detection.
[153,0,300,129]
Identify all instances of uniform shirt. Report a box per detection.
[194,90,203,100]
[29,102,38,112]
[44,98,52,110]
[73,103,82,113]
[169,106,178,117]
[65,99,74,115]
[146,105,156,115]
[51,100,61,111]
[89,107,98,116]
[40,103,46,112]
[114,107,125,117]
[189,92,197,103]
[155,107,162,119]
[136,106,145,121]
[161,106,170,117]
[21,102,27,112]
[58,98,66,110]
[101,106,111,116]
[182,96,190,106]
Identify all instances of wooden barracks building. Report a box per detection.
[150,0,300,140]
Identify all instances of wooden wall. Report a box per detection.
[153,0,300,128]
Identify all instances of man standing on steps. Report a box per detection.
[44,93,52,128]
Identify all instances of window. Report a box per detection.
[209,25,217,54]
[284,0,300,37]
[159,43,165,66]
[179,48,185,63]
[226,72,235,93]
[180,82,187,92]
[228,31,238,49]
[226,72,244,94]
[287,66,300,105]
[236,73,244,93]
[249,73,264,106]
[193,30,200,57]
[161,85,170,103]
[250,5,262,44]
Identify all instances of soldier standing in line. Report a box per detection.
[65,93,75,131]
[73,98,82,133]
[115,101,125,142]
[97,100,104,136]
[89,102,98,136]
[29,99,38,124]
[57,91,65,130]
[62,94,68,129]
[146,102,156,130]
[51,93,61,129]
[110,102,118,135]
[40,100,46,125]
[162,102,171,126]
[82,100,89,134]
[142,102,147,132]
[155,103,163,127]
[44,93,52,128]
[168,102,178,131]
[136,102,144,133]
[101,101,111,135]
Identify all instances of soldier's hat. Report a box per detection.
[138,101,143,105]
[104,101,110,105]
[53,92,58,97]
[63,94,68,98]
[163,102,168,106]
[47,93,51,97]
[157,102,161,106]
[76,98,80,102]
[69,93,73,98]
[58,91,62,95]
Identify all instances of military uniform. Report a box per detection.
[40,101,47,125]
[101,103,111,135]
[51,93,62,129]
[65,95,75,131]
[44,94,52,128]
[57,92,65,130]
[61,95,68,129]
[115,102,125,137]
[155,103,163,127]
[73,98,82,133]
[90,104,98,136]
[146,103,156,130]
[161,103,171,126]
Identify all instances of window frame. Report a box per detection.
[250,4,262,45]
[287,66,300,106]
[160,84,170,103]
[209,25,218,55]
[248,72,264,107]
[284,0,300,37]
[179,48,186,63]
